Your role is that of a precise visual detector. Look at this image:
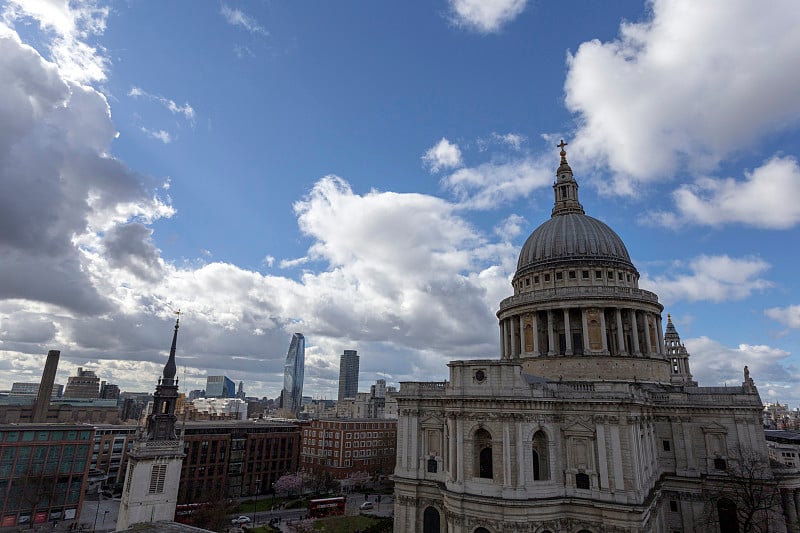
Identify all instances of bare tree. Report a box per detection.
[701,445,785,533]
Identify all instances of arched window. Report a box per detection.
[474,528,491,533]
[474,428,493,479]
[422,506,440,533]
[532,430,550,481]
[717,498,739,532]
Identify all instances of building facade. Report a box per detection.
[205,376,235,399]
[301,418,396,482]
[281,333,306,415]
[338,350,360,402]
[177,420,301,503]
[63,368,101,399]
[0,424,93,528]
[393,146,800,533]
[91,425,138,489]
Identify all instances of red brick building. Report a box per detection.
[300,418,396,482]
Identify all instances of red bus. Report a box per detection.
[308,496,346,518]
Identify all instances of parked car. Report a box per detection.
[231,516,252,525]
[359,502,374,510]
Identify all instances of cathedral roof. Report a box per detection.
[516,142,633,274]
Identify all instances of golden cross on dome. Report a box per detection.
[557,139,568,151]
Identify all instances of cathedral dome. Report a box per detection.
[516,213,633,273]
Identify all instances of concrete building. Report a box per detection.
[393,145,800,533]
[205,376,235,399]
[91,424,138,489]
[177,419,301,503]
[280,333,305,415]
[301,418,396,482]
[184,397,247,420]
[338,350,360,402]
[63,368,101,399]
[10,382,63,399]
[117,318,184,531]
[0,423,94,528]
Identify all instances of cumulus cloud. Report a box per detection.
[651,156,800,229]
[221,4,268,36]
[686,336,800,406]
[765,305,800,329]
[447,0,528,33]
[2,0,109,84]
[140,127,172,144]
[422,137,463,173]
[640,255,772,304]
[441,156,552,209]
[564,0,800,191]
[492,132,524,150]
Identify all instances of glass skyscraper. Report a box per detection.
[337,349,360,402]
[281,333,305,415]
[206,375,235,398]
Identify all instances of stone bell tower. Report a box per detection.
[117,317,185,530]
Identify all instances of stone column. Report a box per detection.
[547,310,556,356]
[630,310,641,355]
[456,418,464,482]
[532,313,540,355]
[599,308,609,354]
[499,322,505,359]
[503,422,511,488]
[596,422,609,490]
[581,308,590,355]
[615,308,626,355]
[519,316,525,356]
[795,490,800,528]
[782,489,799,533]
[512,318,520,358]
[448,417,456,481]
[656,315,665,355]
[643,313,653,356]
[502,320,509,359]
[517,423,526,488]
[563,309,573,355]
[410,415,419,472]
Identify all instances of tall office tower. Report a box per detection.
[32,349,60,422]
[236,380,245,399]
[63,367,101,398]
[370,378,386,398]
[280,333,305,415]
[337,350,360,402]
[117,318,184,530]
[206,375,235,398]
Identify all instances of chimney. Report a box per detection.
[33,350,60,423]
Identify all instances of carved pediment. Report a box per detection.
[562,417,595,437]
[701,421,728,435]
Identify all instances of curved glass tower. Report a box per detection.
[281,333,305,415]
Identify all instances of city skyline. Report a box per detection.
[0,1,799,406]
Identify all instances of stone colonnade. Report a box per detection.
[499,306,664,359]
[784,487,800,533]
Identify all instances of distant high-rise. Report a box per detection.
[206,375,235,398]
[63,367,100,398]
[337,350,360,402]
[280,333,305,415]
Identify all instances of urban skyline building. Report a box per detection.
[205,375,235,398]
[62,367,100,399]
[337,349,360,402]
[280,333,305,416]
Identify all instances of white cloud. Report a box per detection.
[564,0,800,191]
[422,137,463,173]
[765,305,800,329]
[686,336,800,406]
[441,156,551,210]
[447,0,528,33]
[2,0,109,84]
[129,86,195,121]
[492,132,524,150]
[141,127,172,144]
[640,255,772,304]
[652,156,800,229]
[262,255,275,268]
[494,214,526,239]
[221,4,268,36]
[279,257,309,269]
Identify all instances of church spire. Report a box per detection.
[162,314,179,384]
[664,314,696,387]
[145,316,181,441]
[551,139,585,217]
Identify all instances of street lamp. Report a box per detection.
[252,478,260,525]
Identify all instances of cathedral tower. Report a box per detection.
[116,317,185,530]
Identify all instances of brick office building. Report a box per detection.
[178,420,301,503]
[300,418,396,483]
[0,424,93,528]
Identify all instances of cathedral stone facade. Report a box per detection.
[393,144,800,533]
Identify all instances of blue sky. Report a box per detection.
[1,0,799,407]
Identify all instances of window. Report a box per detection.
[534,276,539,283]
[149,464,167,494]
[427,458,438,473]
[544,274,550,282]
[474,429,493,479]
[595,270,602,279]
[607,271,613,279]
[575,472,590,489]
[556,272,563,280]
[582,270,589,279]
[669,500,678,512]
[663,440,671,452]
[423,507,440,533]
[569,271,576,279]
[618,272,623,281]
[525,278,530,286]
[714,458,727,470]
[532,431,550,481]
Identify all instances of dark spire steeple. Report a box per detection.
[145,315,181,441]
[664,314,697,387]
[551,139,585,217]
